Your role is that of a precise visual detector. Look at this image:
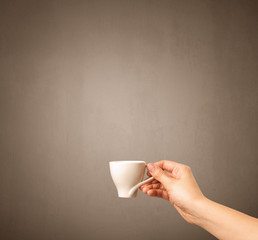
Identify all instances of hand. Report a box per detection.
[140,160,205,224]
[140,160,258,240]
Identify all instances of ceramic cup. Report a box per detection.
[109,160,154,198]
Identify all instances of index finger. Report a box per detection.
[153,160,185,172]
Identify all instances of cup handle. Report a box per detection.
[128,176,154,197]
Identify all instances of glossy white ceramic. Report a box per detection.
[109,160,154,198]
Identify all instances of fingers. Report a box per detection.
[141,177,159,185]
[153,160,188,179]
[154,160,185,172]
[139,182,169,200]
[140,182,166,192]
[147,163,172,186]
[145,189,169,200]
[139,179,159,191]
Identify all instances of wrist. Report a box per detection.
[187,196,211,226]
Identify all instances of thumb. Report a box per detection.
[147,163,171,186]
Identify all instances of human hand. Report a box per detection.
[140,160,206,224]
[140,160,258,239]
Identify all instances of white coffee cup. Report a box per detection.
[109,160,154,198]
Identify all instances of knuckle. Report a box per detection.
[154,168,163,179]
[172,166,181,178]
[183,165,191,172]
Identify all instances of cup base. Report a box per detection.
[118,190,137,198]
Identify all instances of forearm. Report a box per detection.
[193,197,258,240]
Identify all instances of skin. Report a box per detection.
[140,160,258,240]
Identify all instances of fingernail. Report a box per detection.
[147,163,155,173]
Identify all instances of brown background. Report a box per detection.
[0,0,257,240]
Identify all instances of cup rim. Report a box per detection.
[109,160,146,164]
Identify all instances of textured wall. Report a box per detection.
[0,0,257,240]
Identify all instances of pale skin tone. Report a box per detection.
[140,160,258,240]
